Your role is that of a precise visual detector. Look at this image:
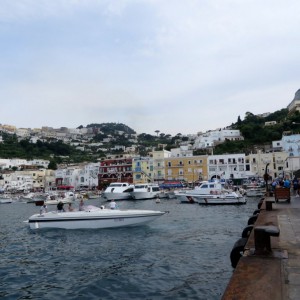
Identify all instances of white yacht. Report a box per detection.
[130,184,161,200]
[102,182,134,201]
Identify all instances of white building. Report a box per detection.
[248,151,288,179]
[193,129,243,149]
[78,163,100,189]
[55,167,83,189]
[0,158,27,170]
[272,140,283,151]
[281,134,300,156]
[207,153,251,180]
[16,128,30,138]
[152,149,171,182]
[170,145,193,157]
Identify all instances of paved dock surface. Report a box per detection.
[222,195,300,300]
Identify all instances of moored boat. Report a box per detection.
[102,182,134,201]
[175,180,246,204]
[130,184,161,200]
[245,187,265,197]
[27,205,167,230]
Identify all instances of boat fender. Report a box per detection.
[247,214,259,225]
[257,199,264,209]
[241,225,254,238]
[253,209,260,215]
[230,237,248,268]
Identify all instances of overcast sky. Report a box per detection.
[0,0,299,136]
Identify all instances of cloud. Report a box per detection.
[0,0,299,135]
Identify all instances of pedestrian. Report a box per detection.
[293,176,299,196]
[284,178,291,189]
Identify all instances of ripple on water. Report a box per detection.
[0,198,260,299]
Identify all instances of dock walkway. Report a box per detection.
[222,194,300,300]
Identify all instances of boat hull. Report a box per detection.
[176,193,246,205]
[131,192,160,200]
[102,192,133,201]
[28,209,166,230]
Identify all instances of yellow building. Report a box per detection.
[164,155,208,184]
[132,157,154,184]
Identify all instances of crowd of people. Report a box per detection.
[271,176,299,196]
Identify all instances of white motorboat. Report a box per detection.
[27,205,167,230]
[175,180,246,204]
[245,187,265,197]
[43,191,77,205]
[0,198,13,204]
[130,184,161,200]
[176,190,246,205]
[102,182,134,201]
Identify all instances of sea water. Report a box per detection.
[0,197,260,300]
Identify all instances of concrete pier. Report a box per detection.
[222,195,300,300]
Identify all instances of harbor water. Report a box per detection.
[0,197,260,300]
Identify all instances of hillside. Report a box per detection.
[1,108,300,164]
[214,108,300,154]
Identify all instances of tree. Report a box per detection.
[48,160,57,170]
[237,115,242,125]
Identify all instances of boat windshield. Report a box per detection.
[135,185,146,189]
[109,183,123,187]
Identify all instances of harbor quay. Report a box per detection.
[222,192,300,299]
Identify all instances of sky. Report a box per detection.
[0,0,299,136]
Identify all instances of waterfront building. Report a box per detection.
[77,162,100,189]
[132,157,154,184]
[207,153,251,181]
[247,151,288,179]
[98,155,133,189]
[55,166,82,189]
[285,156,300,178]
[151,149,171,184]
[165,155,208,184]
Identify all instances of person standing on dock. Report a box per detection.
[293,176,299,196]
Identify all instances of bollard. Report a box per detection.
[254,225,280,254]
[265,200,274,211]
